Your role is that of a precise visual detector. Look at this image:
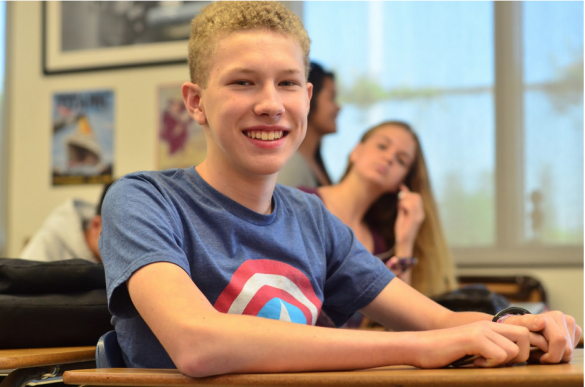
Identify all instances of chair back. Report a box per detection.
[458,275,547,304]
[96,330,125,368]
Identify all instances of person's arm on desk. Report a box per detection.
[363,278,582,367]
[128,263,578,377]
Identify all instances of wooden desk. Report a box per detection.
[0,346,95,387]
[63,349,583,387]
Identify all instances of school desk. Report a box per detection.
[0,346,95,387]
[63,348,583,387]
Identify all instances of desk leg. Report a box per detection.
[0,361,95,387]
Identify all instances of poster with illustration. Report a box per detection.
[158,84,206,170]
[52,90,115,185]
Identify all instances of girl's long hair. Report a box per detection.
[342,121,457,296]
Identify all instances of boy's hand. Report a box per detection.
[414,320,546,369]
[501,311,582,363]
[394,185,425,256]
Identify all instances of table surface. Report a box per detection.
[63,349,583,387]
[0,346,95,371]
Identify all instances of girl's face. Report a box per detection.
[350,125,417,192]
[308,76,340,136]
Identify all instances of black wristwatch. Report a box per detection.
[492,306,532,323]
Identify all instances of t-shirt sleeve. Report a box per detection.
[99,176,191,318]
[318,204,395,327]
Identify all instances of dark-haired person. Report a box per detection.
[277,61,340,187]
[20,182,112,263]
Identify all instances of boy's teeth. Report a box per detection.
[246,130,283,141]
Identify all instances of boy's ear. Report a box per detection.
[306,82,314,112]
[182,82,207,126]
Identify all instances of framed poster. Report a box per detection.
[52,90,115,185]
[157,84,207,170]
[42,1,211,74]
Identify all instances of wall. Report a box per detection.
[5,2,583,327]
[7,2,190,254]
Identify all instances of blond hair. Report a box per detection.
[188,1,311,87]
[343,121,458,297]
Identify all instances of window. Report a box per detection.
[304,1,583,265]
[523,2,583,246]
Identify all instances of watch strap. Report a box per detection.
[492,306,532,323]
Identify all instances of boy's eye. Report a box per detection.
[279,81,299,87]
[233,80,252,86]
[377,143,387,150]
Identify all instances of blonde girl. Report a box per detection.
[301,121,457,297]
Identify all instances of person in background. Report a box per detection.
[20,183,112,263]
[277,61,340,187]
[300,121,457,298]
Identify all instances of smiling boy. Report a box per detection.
[100,1,580,377]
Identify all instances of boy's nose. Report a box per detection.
[254,86,285,118]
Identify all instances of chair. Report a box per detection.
[457,275,547,304]
[95,330,125,368]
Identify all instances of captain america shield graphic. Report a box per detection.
[214,259,322,325]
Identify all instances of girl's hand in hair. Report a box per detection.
[385,257,414,284]
[394,185,425,257]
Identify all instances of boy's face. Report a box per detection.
[184,30,312,179]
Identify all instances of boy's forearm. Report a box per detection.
[435,311,493,329]
[361,279,493,331]
[179,312,420,377]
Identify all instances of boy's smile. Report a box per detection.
[184,29,313,182]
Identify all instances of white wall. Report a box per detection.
[5,2,583,326]
[6,2,190,254]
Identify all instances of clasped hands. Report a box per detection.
[503,310,581,364]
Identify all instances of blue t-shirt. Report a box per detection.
[100,167,394,368]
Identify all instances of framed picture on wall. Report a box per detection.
[157,84,207,170]
[51,89,115,186]
[42,1,211,75]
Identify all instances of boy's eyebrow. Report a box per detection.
[280,68,303,75]
[224,67,303,76]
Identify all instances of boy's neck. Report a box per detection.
[195,161,275,215]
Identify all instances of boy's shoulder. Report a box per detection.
[111,168,193,191]
[105,168,196,204]
[118,168,189,183]
[274,183,326,214]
